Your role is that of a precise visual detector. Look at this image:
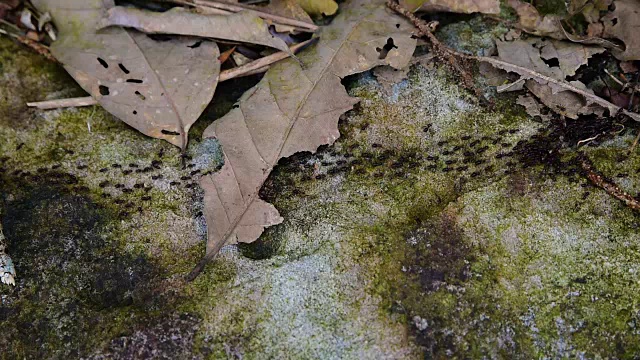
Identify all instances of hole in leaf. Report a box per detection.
[97,58,109,69]
[376,38,398,59]
[542,57,560,68]
[396,23,400,28]
[161,129,180,136]
[133,110,137,115]
[147,34,173,42]
[232,104,239,109]
[134,91,146,101]
[126,79,143,84]
[188,41,203,48]
[612,17,618,25]
[119,63,130,74]
[99,85,110,96]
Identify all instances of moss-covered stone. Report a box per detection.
[2,20,640,359]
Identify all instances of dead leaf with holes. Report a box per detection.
[399,0,499,14]
[601,0,640,61]
[480,38,640,121]
[188,0,417,279]
[496,38,605,79]
[33,0,220,149]
[99,6,290,53]
[494,38,609,118]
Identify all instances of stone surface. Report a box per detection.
[1,19,640,359]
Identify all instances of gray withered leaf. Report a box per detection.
[33,0,221,149]
[189,0,417,278]
[100,6,290,53]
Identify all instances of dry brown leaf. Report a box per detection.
[507,0,565,39]
[296,0,338,16]
[493,38,612,118]
[399,0,499,13]
[373,65,410,94]
[100,6,290,53]
[496,38,604,79]
[478,61,510,86]
[620,61,639,73]
[268,0,314,32]
[516,95,554,121]
[479,55,640,121]
[33,0,221,149]
[569,0,612,23]
[602,0,640,61]
[526,79,605,118]
[188,0,417,278]
[496,39,564,79]
[538,39,606,77]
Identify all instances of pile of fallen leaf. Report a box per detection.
[1,0,639,279]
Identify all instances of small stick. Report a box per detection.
[27,96,96,110]
[580,156,640,211]
[628,71,640,111]
[173,0,318,32]
[27,38,317,110]
[220,37,316,80]
[385,0,479,97]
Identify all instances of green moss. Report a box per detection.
[0,37,82,129]
[0,35,232,357]
[437,16,509,56]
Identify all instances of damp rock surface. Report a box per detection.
[1,29,640,360]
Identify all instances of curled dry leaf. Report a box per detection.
[399,0,499,14]
[188,0,417,279]
[267,0,314,33]
[601,0,640,61]
[33,0,221,149]
[295,0,339,17]
[100,6,290,53]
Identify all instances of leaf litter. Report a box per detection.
[189,0,417,279]
[32,0,222,149]
[1,0,639,282]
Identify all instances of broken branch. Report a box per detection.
[174,0,318,32]
[580,156,640,211]
[386,0,640,123]
[27,38,317,110]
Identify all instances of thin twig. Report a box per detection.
[27,38,317,110]
[27,96,96,110]
[628,71,640,111]
[580,156,640,211]
[385,0,485,99]
[220,37,316,81]
[387,0,640,123]
[174,0,318,32]
[604,69,627,89]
